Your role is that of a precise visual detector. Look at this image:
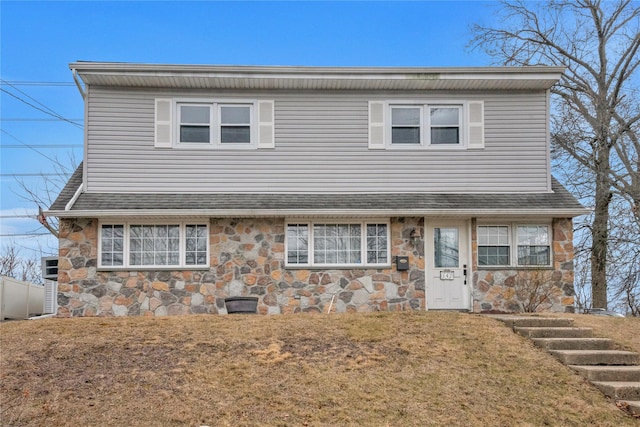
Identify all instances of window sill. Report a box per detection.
[97,266,210,272]
[284,264,392,270]
[476,266,554,270]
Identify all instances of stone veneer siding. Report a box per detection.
[57,217,425,317]
[471,218,575,313]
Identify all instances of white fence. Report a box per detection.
[0,276,57,320]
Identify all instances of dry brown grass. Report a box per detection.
[567,314,640,353]
[1,312,637,426]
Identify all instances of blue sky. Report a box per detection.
[1,0,495,257]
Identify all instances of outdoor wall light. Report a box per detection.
[410,228,421,245]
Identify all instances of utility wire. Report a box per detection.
[1,81,75,86]
[1,144,81,149]
[1,173,65,177]
[1,79,66,117]
[1,118,84,122]
[0,233,50,237]
[0,129,60,163]
[0,86,83,129]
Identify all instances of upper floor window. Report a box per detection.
[389,104,463,148]
[368,100,484,150]
[179,104,211,143]
[220,105,251,144]
[176,101,254,148]
[430,106,461,145]
[391,106,422,144]
[154,98,275,150]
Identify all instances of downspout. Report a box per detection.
[71,67,88,206]
[72,69,86,99]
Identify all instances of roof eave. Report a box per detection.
[46,207,590,219]
[69,62,565,91]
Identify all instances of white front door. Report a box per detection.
[426,221,469,310]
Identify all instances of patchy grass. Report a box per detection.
[1,312,637,426]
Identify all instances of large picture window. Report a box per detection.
[99,222,209,268]
[286,220,389,267]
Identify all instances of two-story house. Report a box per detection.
[48,62,587,317]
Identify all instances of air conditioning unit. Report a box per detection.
[41,257,58,281]
[44,280,58,314]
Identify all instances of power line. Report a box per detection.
[1,118,83,122]
[1,173,66,177]
[0,215,36,219]
[0,129,60,164]
[1,79,64,117]
[0,85,83,129]
[0,233,50,237]
[1,81,75,87]
[1,144,81,149]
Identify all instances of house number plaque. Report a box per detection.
[440,270,455,281]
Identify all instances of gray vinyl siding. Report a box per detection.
[85,88,550,193]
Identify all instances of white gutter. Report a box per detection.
[64,183,83,211]
[72,69,86,99]
[46,207,590,218]
[70,61,566,76]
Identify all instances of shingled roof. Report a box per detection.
[49,163,587,218]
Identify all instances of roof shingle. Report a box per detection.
[49,166,586,217]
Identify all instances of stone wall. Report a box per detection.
[472,218,575,313]
[56,217,425,317]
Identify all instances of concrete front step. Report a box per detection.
[531,337,614,351]
[618,400,640,416]
[591,382,640,400]
[491,316,574,329]
[549,350,640,366]
[569,365,640,382]
[514,327,593,339]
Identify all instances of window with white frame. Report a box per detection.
[477,224,551,267]
[155,98,274,150]
[178,104,211,143]
[389,103,463,147]
[99,222,209,268]
[430,106,461,144]
[220,105,251,144]
[177,102,254,147]
[101,225,124,266]
[391,106,422,145]
[517,225,551,266]
[477,225,510,266]
[286,220,389,267]
[368,100,483,150]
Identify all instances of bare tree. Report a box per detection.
[0,244,42,284]
[471,0,640,310]
[15,152,78,239]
